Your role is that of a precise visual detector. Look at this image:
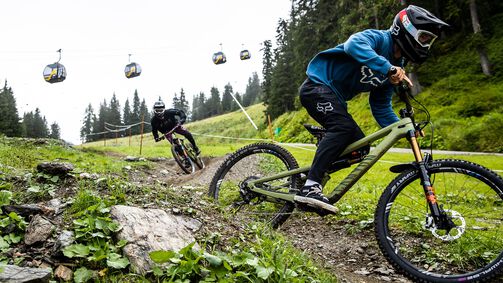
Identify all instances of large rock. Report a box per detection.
[0,265,51,283]
[36,162,74,175]
[110,205,202,274]
[24,215,55,246]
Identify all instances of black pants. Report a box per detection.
[299,79,365,183]
[166,125,198,149]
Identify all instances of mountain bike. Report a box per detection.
[208,83,503,282]
[159,124,204,174]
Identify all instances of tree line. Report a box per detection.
[0,81,60,139]
[80,72,262,142]
[80,90,152,143]
[191,72,262,121]
[260,0,502,119]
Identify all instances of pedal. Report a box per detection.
[294,195,338,216]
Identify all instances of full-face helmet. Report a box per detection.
[153,101,165,118]
[390,5,449,64]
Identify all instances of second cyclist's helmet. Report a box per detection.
[390,5,449,64]
[153,101,165,118]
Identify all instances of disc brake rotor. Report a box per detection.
[424,209,466,241]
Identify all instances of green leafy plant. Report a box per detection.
[63,199,129,271]
[0,190,27,264]
[149,224,337,282]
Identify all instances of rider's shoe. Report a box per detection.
[298,183,329,203]
[194,147,201,156]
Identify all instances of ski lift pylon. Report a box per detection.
[43,49,66,83]
[125,54,142,78]
[212,43,227,65]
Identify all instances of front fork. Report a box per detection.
[407,130,455,231]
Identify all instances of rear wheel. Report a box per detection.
[209,143,301,228]
[375,159,503,282]
[171,144,195,174]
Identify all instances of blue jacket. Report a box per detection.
[306,29,404,127]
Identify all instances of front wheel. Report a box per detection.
[185,143,205,170]
[209,143,301,228]
[171,145,195,174]
[375,159,503,282]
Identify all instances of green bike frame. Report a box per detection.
[247,117,418,204]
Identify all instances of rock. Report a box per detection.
[79,172,99,180]
[24,215,55,245]
[110,205,200,274]
[125,156,139,162]
[375,266,394,275]
[46,199,65,215]
[354,268,371,276]
[53,230,74,255]
[182,218,203,232]
[125,156,146,162]
[36,162,74,175]
[147,157,167,162]
[0,265,51,283]
[1,204,46,217]
[54,265,73,282]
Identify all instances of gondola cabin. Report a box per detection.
[212,51,226,65]
[43,63,66,83]
[124,62,142,78]
[240,49,251,60]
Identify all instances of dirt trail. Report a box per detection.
[142,155,411,283]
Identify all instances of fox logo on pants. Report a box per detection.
[316,102,333,114]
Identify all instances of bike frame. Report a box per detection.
[247,117,421,205]
[163,125,190,157]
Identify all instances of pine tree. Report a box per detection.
[21,112,34,138]
[106,93,122,129]
[261,40,274,114]
[131,90,141,134]
[96,99,109,138]
[140,99,151,133]
[49,122,61,139]
[191,95,200,121]
[0,81,21,137]
[221,83,234,113]
[172,92,180,109]
[30,108,49,138]
[80,103,95,142]
[123,99,132,127]
[232,92,242,111]
[243,73,261,106]
[178,88,190,115]
[207,87,222,117]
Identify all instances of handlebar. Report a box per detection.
[157,123,182,141]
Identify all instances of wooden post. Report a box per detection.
[103,134,106,147]
[268,115,274,142]
[129,128,132,147]
[115,132,118,145]
[139,114,145,155]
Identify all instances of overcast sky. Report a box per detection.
[0,0,292,144]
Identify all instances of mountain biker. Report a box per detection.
[151,101,201,155]
[298,5,449,203]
